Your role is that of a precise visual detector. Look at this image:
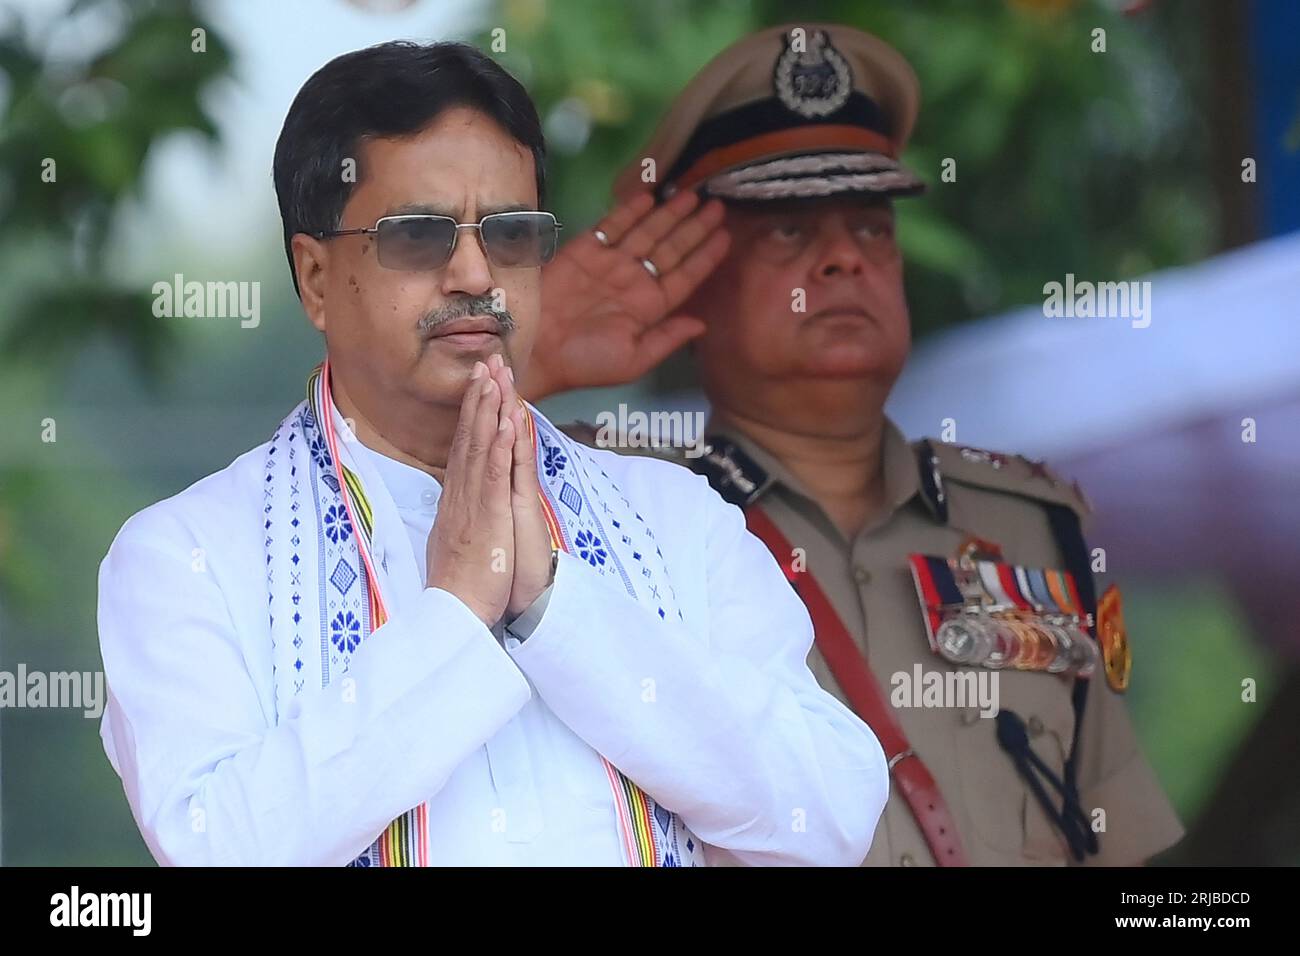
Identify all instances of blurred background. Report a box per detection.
[0,0,1295,865]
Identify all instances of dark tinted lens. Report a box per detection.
[376,217,456,270]
[481,213,557,267]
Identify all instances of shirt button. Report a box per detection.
[853,565,871,585]
[1027,716,1045,737]
[420,488,438,508]
[899,853,917,866]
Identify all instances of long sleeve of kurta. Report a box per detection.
[507,481,889,866]
[98,521,532,867]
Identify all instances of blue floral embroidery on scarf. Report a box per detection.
[323,504,352,544]
[309,433,332,469]
[330,610,362,654]
[543,442,567,477]
[574,529,606,567]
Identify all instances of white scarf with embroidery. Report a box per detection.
[263,362,703,866]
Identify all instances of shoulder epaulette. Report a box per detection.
[691,436,772,508]
[915,440,1092,519]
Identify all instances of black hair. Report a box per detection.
[273,40,546,297]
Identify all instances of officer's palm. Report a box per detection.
[521,193,730,400]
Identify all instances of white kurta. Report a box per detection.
[96,405,889,866]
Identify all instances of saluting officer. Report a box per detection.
[526,23,1183,866]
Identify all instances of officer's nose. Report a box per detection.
[439,224,494,298]
[812,220,867,280]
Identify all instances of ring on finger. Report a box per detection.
[640,256,660,278]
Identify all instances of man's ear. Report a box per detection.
[291,232,329,332]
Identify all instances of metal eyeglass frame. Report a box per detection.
[311,211,564,268]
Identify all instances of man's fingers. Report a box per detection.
[509,400,541,499]
[640,198,726,274]
[659,227,731,307]
[633,315,708,375]
[491,357,534,495]
[492,353,521,427]
[447,360,487,482]
[590,190,657,248]
[617,188,701,259]
[603,251,664,292]
[491,351,540,498]
[483,414,514,514]
[464,374,501,491]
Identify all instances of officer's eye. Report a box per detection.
[854,219,894,240]
[767,221,804,241]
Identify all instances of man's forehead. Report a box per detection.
[346,127,538,216]
[383,200,534,217]
[344,185,536,221]
[352,116,534,182]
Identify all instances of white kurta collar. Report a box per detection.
[349,430,443,515]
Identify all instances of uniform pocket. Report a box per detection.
[1021,688,1078,863]
[955,669,1077,862]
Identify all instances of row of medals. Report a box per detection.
[935,607,1099,676]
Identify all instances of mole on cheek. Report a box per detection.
[348,274,361,294]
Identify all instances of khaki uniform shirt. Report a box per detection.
[664,417,1184,866]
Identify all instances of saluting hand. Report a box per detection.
[519,189,730,401]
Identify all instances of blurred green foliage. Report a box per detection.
[0,0,230,378]
[0,0,232,692]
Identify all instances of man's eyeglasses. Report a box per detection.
[312,211,563,271]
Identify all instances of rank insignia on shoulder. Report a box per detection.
[1096,584,1131,693]
[915,440,948,523]
[919,440,1093,519]
[958,447,1011,469]
[907,552,1100,677]
[691,436,770,508]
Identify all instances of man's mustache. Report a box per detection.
[417,295,516,336]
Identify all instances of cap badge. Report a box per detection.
[774,29,852,119]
